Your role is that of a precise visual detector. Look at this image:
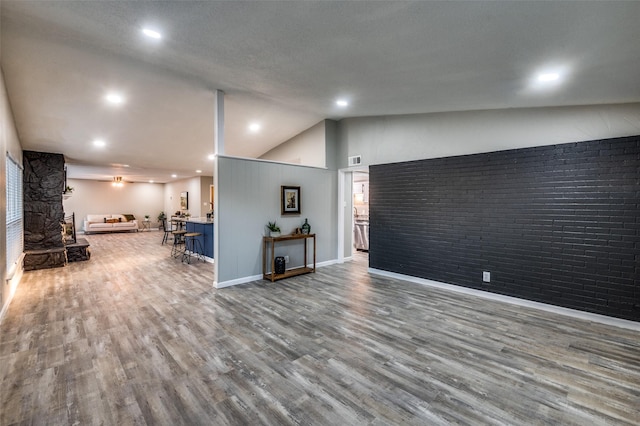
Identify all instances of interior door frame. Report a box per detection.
[337,166,369,263]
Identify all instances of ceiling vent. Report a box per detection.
[348,155,362,167]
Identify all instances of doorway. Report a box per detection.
[352,171,369,263]
[337,168,369,264]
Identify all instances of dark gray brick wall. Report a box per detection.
[370,136,640,321]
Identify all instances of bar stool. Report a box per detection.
[161,219,174,245]
[182,232,205,264]
[171,230,187,258]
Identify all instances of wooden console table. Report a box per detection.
[263,233,316,282]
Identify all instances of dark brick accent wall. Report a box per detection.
[370,136,640,321]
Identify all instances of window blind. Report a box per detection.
[6,154,23,275]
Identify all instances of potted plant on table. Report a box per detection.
[157,212,166,230]
[267,221,281,237]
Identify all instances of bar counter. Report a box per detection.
[182,217,214,259]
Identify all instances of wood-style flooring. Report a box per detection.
[1,231,639,425]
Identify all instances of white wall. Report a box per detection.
[325,119,338,171]
[259,119,340,171]
[199,176,213,217]
[1,68,24,317]
[337,103,640,168]
[163,176,212,218]
[259,120,326,166]
[216,156,337,286]
[63,179,165,231]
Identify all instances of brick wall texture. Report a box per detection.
[370,136,640,321]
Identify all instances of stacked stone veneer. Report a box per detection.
[23,151,67,270]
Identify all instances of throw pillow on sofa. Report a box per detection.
[123,214,136,222]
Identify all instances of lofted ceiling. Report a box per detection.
[1,1,639,183]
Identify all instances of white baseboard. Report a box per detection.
[0,295,14,324]
[1,258,25,324]
[215,274,263,288]
[317,259,340,268]
[369,268,640,332]
[215,258,340,289]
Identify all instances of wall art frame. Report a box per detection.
[180,191,189,210]
[281,185,300,215]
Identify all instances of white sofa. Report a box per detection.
[84,214,138,234]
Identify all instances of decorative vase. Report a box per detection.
[301,218,311,234]
[274,256,286,275]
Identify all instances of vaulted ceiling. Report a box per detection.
[2,1,639,182]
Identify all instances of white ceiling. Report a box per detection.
[2,1,639,183]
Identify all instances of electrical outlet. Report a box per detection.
[483,271,491,283]
[284,256,289,263]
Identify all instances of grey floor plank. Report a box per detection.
[1,231,639,425]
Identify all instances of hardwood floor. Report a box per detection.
[1,231,639,425]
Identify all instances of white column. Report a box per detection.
[213,90,224,287]
[214,90,225,155]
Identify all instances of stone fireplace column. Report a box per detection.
[23,151,67,270]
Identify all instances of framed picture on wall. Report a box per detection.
[281,185,300,215]
[180,191,188,210]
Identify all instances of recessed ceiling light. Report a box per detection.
[123,164,130,168]
[93,139,106,147]
[142,28,162,40]
[248,123,261,133]
[149,180,154,183]
[105,92,125,105]
[171,174,177,178]
[537,73,560,82]
[529,66,569,92]
[196,169,202,173]
[336,99,349,107]
[207,154,215,160]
